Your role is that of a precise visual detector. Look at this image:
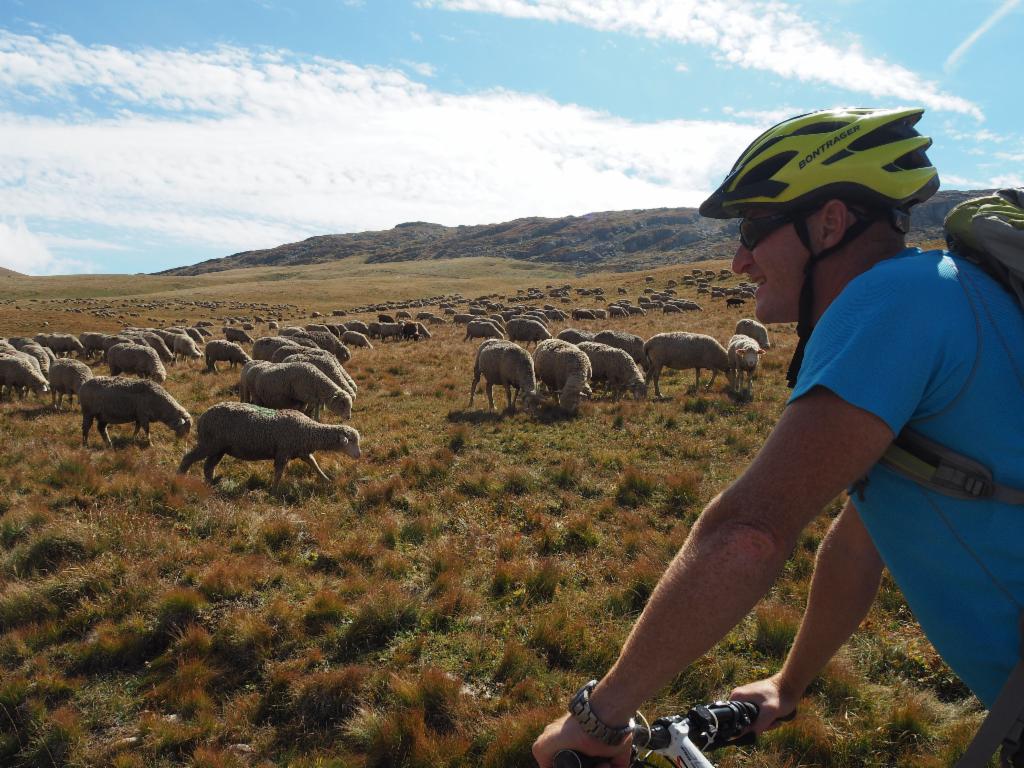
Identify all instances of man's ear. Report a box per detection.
[816,199,851,249]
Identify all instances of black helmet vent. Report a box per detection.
[735,151,798,190]
[789,120,849,136]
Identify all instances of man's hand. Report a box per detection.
[730,674,800,734]
[532,713,633,768]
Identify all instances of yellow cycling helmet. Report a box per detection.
[700,107,939,218]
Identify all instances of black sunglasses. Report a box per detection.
[738,211,800,250]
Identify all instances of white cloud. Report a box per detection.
[0,31,762,270]
[723,105,807,125]
[0,218,98,274]
[945,0,1021,73]
[673,62,688,73]
[401,59,437,77]
[422,0,983,119]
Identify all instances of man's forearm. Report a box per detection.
[590,491,796,724]
[775,500,883,697]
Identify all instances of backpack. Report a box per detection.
[876,188,1024,767]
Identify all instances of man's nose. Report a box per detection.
[732,245,753,275]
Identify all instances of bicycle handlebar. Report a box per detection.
[553,700,779,768]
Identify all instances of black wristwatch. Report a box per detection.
[568,679,635,746]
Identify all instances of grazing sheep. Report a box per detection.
[727,334,765,398]
[414,322,432,339]
[35,333,85,357]
[533,338,592,414]
[205,339,252,372]
[79,376,191,447]
[245,361,353,422]
[507,318,552,348]
[345,320,369,335]
[465,320,505,342]
[469,339,541,413]
[14,343,51,375]
[253,336,302,361]
[572,309,596,321]
[172,334,203,363]
[556,328,594,345]
[735,318,772,350]
[594,330,646,371]
[137,332,174,363]
[177,402,360,488]
[280,351,357,399]
[452,313,474,325]
[341,330,373,349]
[223,327,254,345]
[0,355,50,400]
[378,314,395,323]
[193,326,213,338]
[644,332,730,397]
[305,330,351,363]
[48,358,93,408]
[182,327,205,344]
[577,341,647,401]
[107,343,167,383]
[401,322,420,341]
[79,332,107,359]
[608,306,628,318]
[377,322,404,342]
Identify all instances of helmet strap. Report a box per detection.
[786,212,875,388]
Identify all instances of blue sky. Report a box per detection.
[1,0,1021,275]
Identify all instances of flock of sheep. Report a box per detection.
[0,268,771,489]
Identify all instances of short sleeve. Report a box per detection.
[789,252,977,434]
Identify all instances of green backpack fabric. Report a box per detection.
[945,187,1024,306]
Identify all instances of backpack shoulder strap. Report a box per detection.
[880,428,1024,504]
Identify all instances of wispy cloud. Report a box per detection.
[945,0,1021,73]
[401,59,437,77]
[0,219,99,275]
[0,31,761,272]
[422,0,982,120]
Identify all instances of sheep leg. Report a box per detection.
[504,384,513,411]
[81,413,94,446]
[693,368,702,390]
[649,364,663,399]
[178,445,207,474]
[469,369,481,406]
[485,383,495,410]
[272,458,287,489]
[706,369,719,390]
[203,452,225,483]
[98,421,113,448]
[302,454,330,482]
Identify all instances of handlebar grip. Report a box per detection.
[553,749,603,768]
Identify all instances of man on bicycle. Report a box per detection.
[533,107,1024,767]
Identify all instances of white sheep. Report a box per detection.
[469,339,541,413]
[734,318,772,350]
[48,358,93,408]
[556,329,595,345]
[465,320,505,342]
[205,339,252,372]
[0,355,50,400]
[594,330,647,371]
[342,330,373,349]
[253,336,302,361]
[223,327,254,345]
[79,376,192,447]
[244,361,353,422]
[107,343,167,383]
[727,334,765,399]
[280,351,357,400]
[507,318,552,348]
[172,334,203,363]
[178,402,360,488]
[577,341,647,401]
[643,332,730,397]
[533,338,593,414]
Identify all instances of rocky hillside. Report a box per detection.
[0,267,25,277]
[160,189,986,276]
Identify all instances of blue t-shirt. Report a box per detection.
[790,247,1024,706]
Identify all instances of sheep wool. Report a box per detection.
[577,341,647,401]
[465,320,505,342]
[205,339,252,372]
[469,339,541,413]
[48,358,93,408]
[0,355,50,400]
[79,376,192,447]
[172,334,202,363]
[727,334,764,398]
[245,360,353,422]
[734,318,772,350]
[644,332,730,397]
[533,338,592,415]
[107,342,167,383]
[178,401,360,488]
[594,330,647,371]
[507,318,552,348]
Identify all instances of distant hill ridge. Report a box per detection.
[0,266,25,277]
[159,190,985,276]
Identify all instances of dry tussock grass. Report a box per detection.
[0,258,980,766]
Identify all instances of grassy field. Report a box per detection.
[0,254,987,768]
